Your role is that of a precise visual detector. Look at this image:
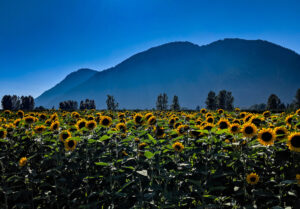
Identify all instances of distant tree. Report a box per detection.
[249,103,267,111]
[106,95,118,111]
[171,95,180,111]
[1,95,13,110]
[294,88,300,109]
[59,100,78,111]
[1,95,21,110]
[216,90,234,110]
[156,94,163,110]
[35,106,46,111]
[156,93,168,110]
[205,91,217,110]
[162,93,168,110]
[195,105,200,111]
[225,91,234,111]
[20,96,34,110]
[267,94,281,111]
[80,99,96,110]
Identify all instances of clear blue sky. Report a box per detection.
[1,0,300,99]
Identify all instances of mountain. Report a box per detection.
[35,38,300,109]
[35,68,98,107]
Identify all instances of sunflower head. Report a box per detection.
[285,115,294,126]
[14,119,22,127]
[274,127,288,140]
[206,116,214,124]
[17,110,24,118]
[50,121,60,131]
[200,108,207,114]
[217,118,230,130]
[217,109,224,114]
[86,120,97,130]
[147,116,157,125]
[241,123,257,138]
[0,128,7,139]
[71,112,80,119]
[246,173,259,185]
[39,113,47,120]
[145,113,153,121]
[76,119,87,130]
[116,123,127,132]
[235,107,240,112]
[263,111,271,118]
[172,142,184,152]
[100,116,112,127]
[64,139,77,151]
[154,126,165,138]
[59,130,72,142]
[287,132,300,152]
[258,128,276,146]
[133,113,143,125]
[229,123,240,134]
[24,116,35,124]
[19,157,27,167]
[203,123,214,131]
[34,125,46,134]
[176,125,187,135]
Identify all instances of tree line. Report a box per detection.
[1,88,300,111]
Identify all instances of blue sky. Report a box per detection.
[0,0,300,99]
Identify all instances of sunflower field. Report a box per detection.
[0,108,300,208]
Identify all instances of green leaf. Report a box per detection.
[99,135,110,142]
[147,134,157,145]
[94,162,110,166]
[144,151,155,159]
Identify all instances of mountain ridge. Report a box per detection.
[35,38,300,109]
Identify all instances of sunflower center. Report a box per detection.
[207,118,213,123]
[157,128,164,136]
[291,135,300,148]
[231,126,238,132]
[88,123,95,128]
[175,145,181,150]
[0,131,4,137]
[250,177,256,182]
[204,125,212,131]
[252,118,261,127]
[79,122,85,129]
[62,133,69,140]
[261,132,272,142]
[68,140,75,148]
[219,122,228,129]
[245,126,254,134]
[135,116,142,123]
[102,119,109,125]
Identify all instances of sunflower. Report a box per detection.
[17,110,24,118]
[250,116,264,128]
[86,115,95,121]
[116,123,127,132]
[217,118,230,130]
[71,112,80,119]
[50,113,58,121]
[295,109,300,116]
[229,123,240,134]
[145,113,153,121]
[190,129,204,138]
[287,132,300,152]
[235,107,240,112]
[76,119,87,130]
[217,109,224,114]
[19,157,27,167]
[138,142,148,150]
[24,116,35,124]
[258,128,276,146]
[169,118,176,127]
[176,125,187,135]
[133,113,143,125]
[59,130,72,142]
[206,116,214,124]
[241,123,257,138]
[200,108,207,114]
[203,123,214,131]
[14,118,22,126]
[118,112,125,119]
[45,119,52,126]
[0,128,7,139]
[147,116,157,125]
[263,111,271,118]
[274,127,288,140]
[39,113,47,120]
[285,115,294,126]
[246,173,259,185]
[173,122,182,129]
[172,142,184,152]
[4,110,11,115]
[50,121,60,131]
[154,126,165,138]
[86,120,97,130]
[64,139,77,151]
[100,116,112,127]
[239,112,247,118]
[34,125,46,134]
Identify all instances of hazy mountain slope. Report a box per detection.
[35,68,98,107]
[37,39,300,109]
